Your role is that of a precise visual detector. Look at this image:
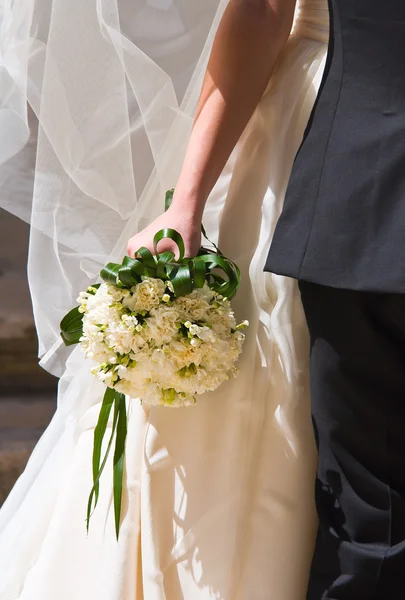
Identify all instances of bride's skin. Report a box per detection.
[127,0,297,259]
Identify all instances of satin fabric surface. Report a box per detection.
[0,2,328,598]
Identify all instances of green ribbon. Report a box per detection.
[60,190,241,539]
[100,229,240,299]
[100,189,240,300]
[60,283,100,346]
[86,387,126,540]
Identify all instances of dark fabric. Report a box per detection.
[299,281,405,599]
[265,0,405,293]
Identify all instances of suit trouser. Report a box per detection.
[299,281,405,600]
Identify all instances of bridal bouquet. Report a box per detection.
[77,279,246,406]
[60,190,247,537]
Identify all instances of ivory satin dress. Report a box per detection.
[0,2,329,599]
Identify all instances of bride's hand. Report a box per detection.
[126,206,202,259]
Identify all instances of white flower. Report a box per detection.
[122,314,138,328]
[196,326,216,343]
[124,277,166,313]
[236,319,249,329]
[79,279,247,407]
[116,365,128,377]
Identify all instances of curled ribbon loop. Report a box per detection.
[100,228,240,300]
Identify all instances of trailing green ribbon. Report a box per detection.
[60,189,241,539]
[86,387,127,540]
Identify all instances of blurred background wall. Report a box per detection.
[0,209,57,504]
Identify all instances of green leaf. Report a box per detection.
[207,272,225,284]
[116,267,140,287]
[165,188,174,211]
[171,263,193,297]
[156,251,175,279]
[86,388,119,532]
[153,228,185,261]
[60,306,83,346]
[100,263,122,285]
[113,393,127,539]
[191,256,206,288]
[201,222,221,255]
[198,253,241,299]
[135,246,157,276]
[118,258,143,286]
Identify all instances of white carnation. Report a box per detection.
[78,279,247,407]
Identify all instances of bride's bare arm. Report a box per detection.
[173,0,296,218]
[128,0,296,258]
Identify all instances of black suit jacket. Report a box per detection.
[265,0,405,292]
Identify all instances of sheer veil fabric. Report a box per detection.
[0,0,228,375]
[0,1,328,598]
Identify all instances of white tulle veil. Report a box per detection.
[0,0,228,376]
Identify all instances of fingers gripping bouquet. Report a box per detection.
[61,190,248,538]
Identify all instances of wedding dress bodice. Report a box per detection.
[294,0,329,44]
